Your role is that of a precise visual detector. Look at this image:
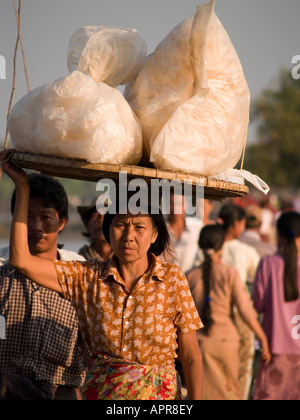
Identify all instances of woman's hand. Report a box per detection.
[178,331,203,400]
[260,338,272,365]
[0,149,28,187]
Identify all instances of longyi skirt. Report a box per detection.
[83,353,182,400]
[254,355,300,400]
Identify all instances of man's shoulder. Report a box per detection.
[57,249,86,262]
[0,246,9,266]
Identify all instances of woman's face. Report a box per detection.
[109,212,158,264]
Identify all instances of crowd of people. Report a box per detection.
[0,148,300,400]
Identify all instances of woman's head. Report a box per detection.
[277,211,300,302]
[103,203,171,263]
[218,204,246,239]
[277,211,300,243]
[199,224,225,258]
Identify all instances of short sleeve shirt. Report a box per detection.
[52,253,203,367]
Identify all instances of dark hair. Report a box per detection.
[277,211,300,302]
[218,204,246,232]
[102,202,171,257]
[11,174,69,222]
[198,225,225,335]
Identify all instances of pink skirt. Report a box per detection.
[254,355,300,400]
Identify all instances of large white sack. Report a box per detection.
[125,16,194,158]
[68,26,147,87]
[150,0,250,175]
[8,71,143,165]
[127,0,250,175]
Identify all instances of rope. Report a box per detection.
[240,118,249,171]
[4,0,21,150]
[13,0,30,92]
[1,0,30,183]
[4,0,30,151]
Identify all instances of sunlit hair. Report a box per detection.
[277,211,300,302]
[218,204,246,232]
[198,225,225,335]
[11,174,69,222]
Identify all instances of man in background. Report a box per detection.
[0,174,86,400]
[240,205,276,258]
[77,199,112,261]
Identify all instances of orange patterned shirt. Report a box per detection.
[52,253,203,367]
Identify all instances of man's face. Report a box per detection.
[87,210,107,244]
[27,197,66,256]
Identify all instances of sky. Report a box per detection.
[0,0,300,146]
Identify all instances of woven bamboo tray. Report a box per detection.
[10,152,249,201]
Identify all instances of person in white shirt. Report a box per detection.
[165,193,203,273]
[0,246,85,267]
[240,205,276,259]
[218,204,260,401]
[219,204,260,285]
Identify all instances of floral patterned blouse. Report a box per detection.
[52,253,203,367]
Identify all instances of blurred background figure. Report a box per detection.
[219,204,260,286]
[187,225,270,400]
[201,199,216,226]
[253,211,300,400]
[259,197,276,245]
[218,204,260,400]
[165,193,203,273]
[240,205,276,258]
[77,200,112,261]
[0,248,9,266]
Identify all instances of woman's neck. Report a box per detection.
[117,254,150,293]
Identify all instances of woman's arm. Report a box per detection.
[230,265,271,364]
[247,318,271,364]
[178,331,203,400]
[1,149,61,293]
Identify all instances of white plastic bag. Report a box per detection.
[125,16,195,157]
[8,71,143,165]
[68,26,147,87]
[126,0,250,176]
[150,0,250,175]
[210,169,270,195]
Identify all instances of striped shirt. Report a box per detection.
[0,249,87,387]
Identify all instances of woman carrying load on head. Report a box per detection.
[0,149,204,401]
